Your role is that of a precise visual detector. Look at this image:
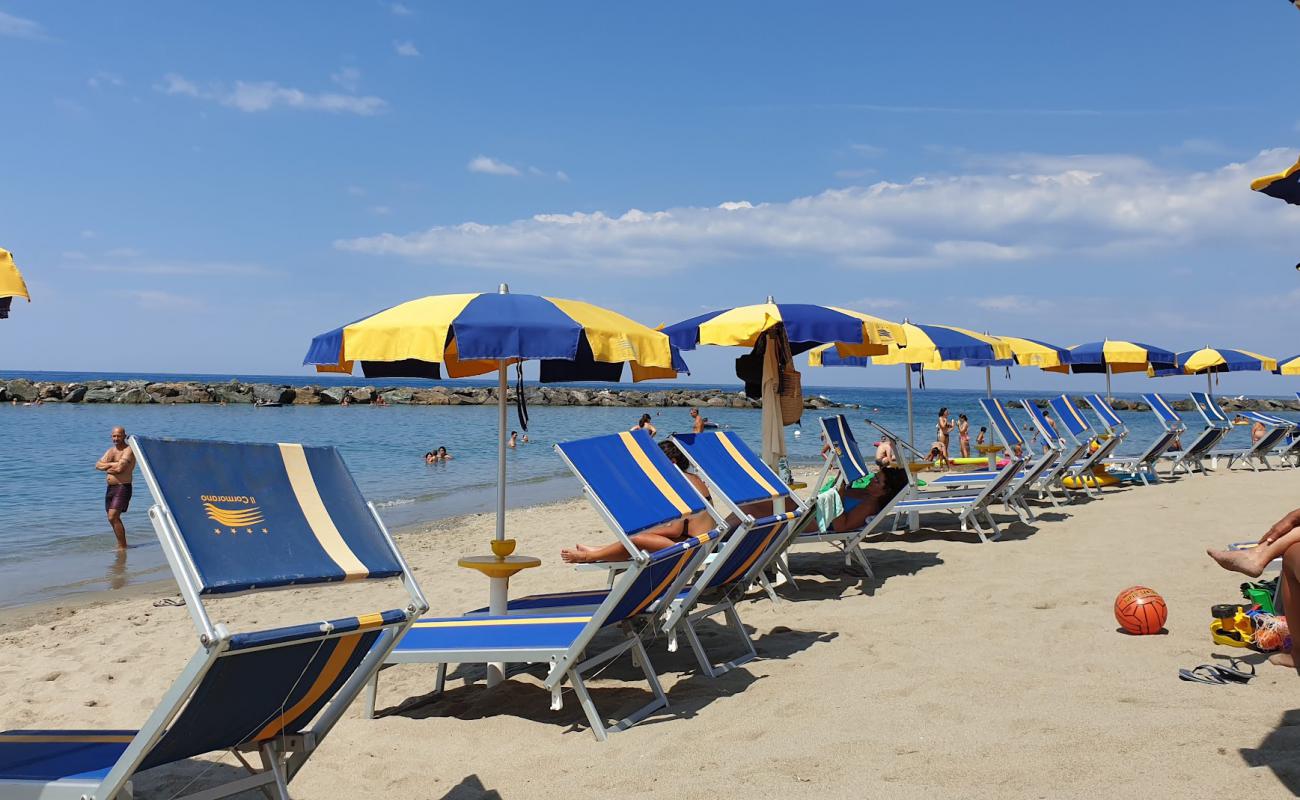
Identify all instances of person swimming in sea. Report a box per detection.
[631,413,657,438]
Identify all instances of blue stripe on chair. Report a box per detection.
[1142,393,1181,425]
[1049,396,1089,438]
[704,512,796,590]
[607,529,719,622]
[896,496,980,509]
[1190,392,1230,423]
[1084,394,1123,429]
[821,415,870,483]
[135,437,403,594]
[672,432,789,504]
[452,293,584,360]
[557,430,706,535]
[1020,400,1054,438]
[141,629,383,768]
[979,398,1023,447]
[0,731,135,782]
[466,590,611,615]
[397,616,591,653]
[228,609,406,651]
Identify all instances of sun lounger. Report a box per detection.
[858,418,1026,543]
[1190,392,1288,471]
[666,431,816,675]
[371,430,721,741]
[1048,395,1124,496]
[1084,393,1176,485]
[0,437,425,800]
[1144,392,1222,476]
[1019,399,1091,496]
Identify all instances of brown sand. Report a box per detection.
[3,468,1299,798]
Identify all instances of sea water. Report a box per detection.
[0,371,1287,608]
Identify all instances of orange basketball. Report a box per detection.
[1114,586,1168,635]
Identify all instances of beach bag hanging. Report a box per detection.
[777,333,804,426]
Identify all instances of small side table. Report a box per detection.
[459,539,541,687]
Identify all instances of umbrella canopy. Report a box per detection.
[1043,340,1177,375]
[0,248,30,319]
[1252,154,1300,205]
[1275,354,1300,376]
[1174,347,1278,375]
[663,300,906,467]
[978,336,1072,369]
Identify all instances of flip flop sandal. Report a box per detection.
[1179,666,1227,685]
[1209,658,1256,683]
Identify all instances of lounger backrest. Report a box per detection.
[556,430,708,536]
[671,431,792,505]
[1190,392,1231,426]
[1084,394,1125,432]
[139,611,404,769]
[978,398,1023,449]
[605,529,720,623]
[1142,393,1182,429]
[972,456,1024,502]
[134,437,405,595]
[700,510,801,592]
[1019,400,1059,445]
[819,414,871,484]
[1238,411,1291,428]
[1049,396,1091,440]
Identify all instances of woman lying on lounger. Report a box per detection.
[827,438,908,533]
[561,441,717,563]
[1208,507,1300,671]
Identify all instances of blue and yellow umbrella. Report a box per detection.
[1252,154,1300,206]
[1275,354,1300,376]
[1043,339,1177,398]
[1154,347,1279,395]
[305,286,683,545]
[0,248,30,320]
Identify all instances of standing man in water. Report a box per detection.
[690,407,705,434]
[95,426,136,550]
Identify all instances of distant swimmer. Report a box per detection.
[424,451,437,464]
[437,446,452,460]
[95,426,136,550]
[690,407,705,434]
[631,413,657,438]
[509,431,518,449]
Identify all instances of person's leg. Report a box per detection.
[106,509,127,550]
[1268,545,1300,671]
[1208,528,1300,578]
[562,532,678,563]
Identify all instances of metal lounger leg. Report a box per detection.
[569,634,668,741]
[848,544,875,579]
[435,662,447,694]
[364,672,379,719]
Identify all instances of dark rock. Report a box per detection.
[319,387,348,405]
[253,384,295,404]
[5,379,38,402]
[380,388,414,404]
[118,388,152,404]
[63,385,87,403]
[84,388,117,403]
[348,387,375,404]
[293,387,320,405]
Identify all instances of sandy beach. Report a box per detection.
[3,467,1299,799]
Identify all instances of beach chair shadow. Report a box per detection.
[1239,708,1300,794]
[782,548,943,599]
[440,774,504,800]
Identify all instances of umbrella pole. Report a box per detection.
[486,359,510,687]
[905,365,915,450]
[1206,371,1212,398]
[1105,364,1112,402]
[985,366,992,399]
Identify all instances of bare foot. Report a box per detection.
[560,548,596,564]
[1206,547,1264,578]
[574,544,595,553]
[1268,652,1296,669]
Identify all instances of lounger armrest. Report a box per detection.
[226,609,409,651]
[574,560,633,572]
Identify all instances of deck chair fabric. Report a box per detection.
[1085,394,1173,484]
[372,430,721,741]
[1145,392,1222,476]
[0,437,424,800]
[1190,393,1286,471]
[1048,396,1123,496]
[1020,399,1090,494]
[1222,411,1292,471]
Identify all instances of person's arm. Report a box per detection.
[1261,509,1300,545]
[95,448,113,471]
[105,450,135,475]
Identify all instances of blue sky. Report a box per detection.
[3,1,1300,394]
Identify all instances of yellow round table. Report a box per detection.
[459,542,541,686]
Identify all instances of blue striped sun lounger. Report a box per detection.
[1144,392,1222,476]
[0,437,425,800]
[1048,395,1124,496]
[1019,399,1091,497]
[1190,392,1289,472]
[371,429,722,741]
[858,417,1027,543]
[666,431,813,675]
[1084,393,1175,485]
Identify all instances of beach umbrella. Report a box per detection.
[966,335,1072,397]
[1042,340,1177,400]
[809,322,1011,448]
[1153,347,1279,395]
[0,248,30,319]
[1275,354,1300,376]
[1252,153,1300,206]
[662,300,905,467]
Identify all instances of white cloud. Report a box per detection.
[394,40,420,57]
[555,170,570,183]
[0,10,45,40]
[337,149,1300,274]
[330,67,361,92]
[389,2,413,15]
[835,168,876,180]
[467,155,521,176]
[370,205,392,216]
[84,258,272,277]
[80,229,96,240]
[119,290,203,311]
[973,295,1055,314]
[156,73,387,115]
[87,71,125,90]
[347,185,367,196]
[850,143,886,157]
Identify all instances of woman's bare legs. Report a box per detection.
[1208,509,1300,577]
[562,532,680,563]
[1268,546,1300,671]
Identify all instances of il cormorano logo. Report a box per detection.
[202,494,266,534]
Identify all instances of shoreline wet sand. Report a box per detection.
[4,467,1300,797]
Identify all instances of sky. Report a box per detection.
[2,1,1300,395]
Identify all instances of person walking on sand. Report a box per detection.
[631,413,657,438]
[95,426,136,550]
[1208,508,1300,672]
[957,414,971,458]
[690,407,705,434]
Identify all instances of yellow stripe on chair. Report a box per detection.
[278,444,369,581]
[254,633,363,741]
[617,432,692,515]
[717,433,782,498]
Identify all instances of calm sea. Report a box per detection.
[1,370,1290,608]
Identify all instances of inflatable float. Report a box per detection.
[1061,465,1121,490]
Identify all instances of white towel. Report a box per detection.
[814,487,843,533]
